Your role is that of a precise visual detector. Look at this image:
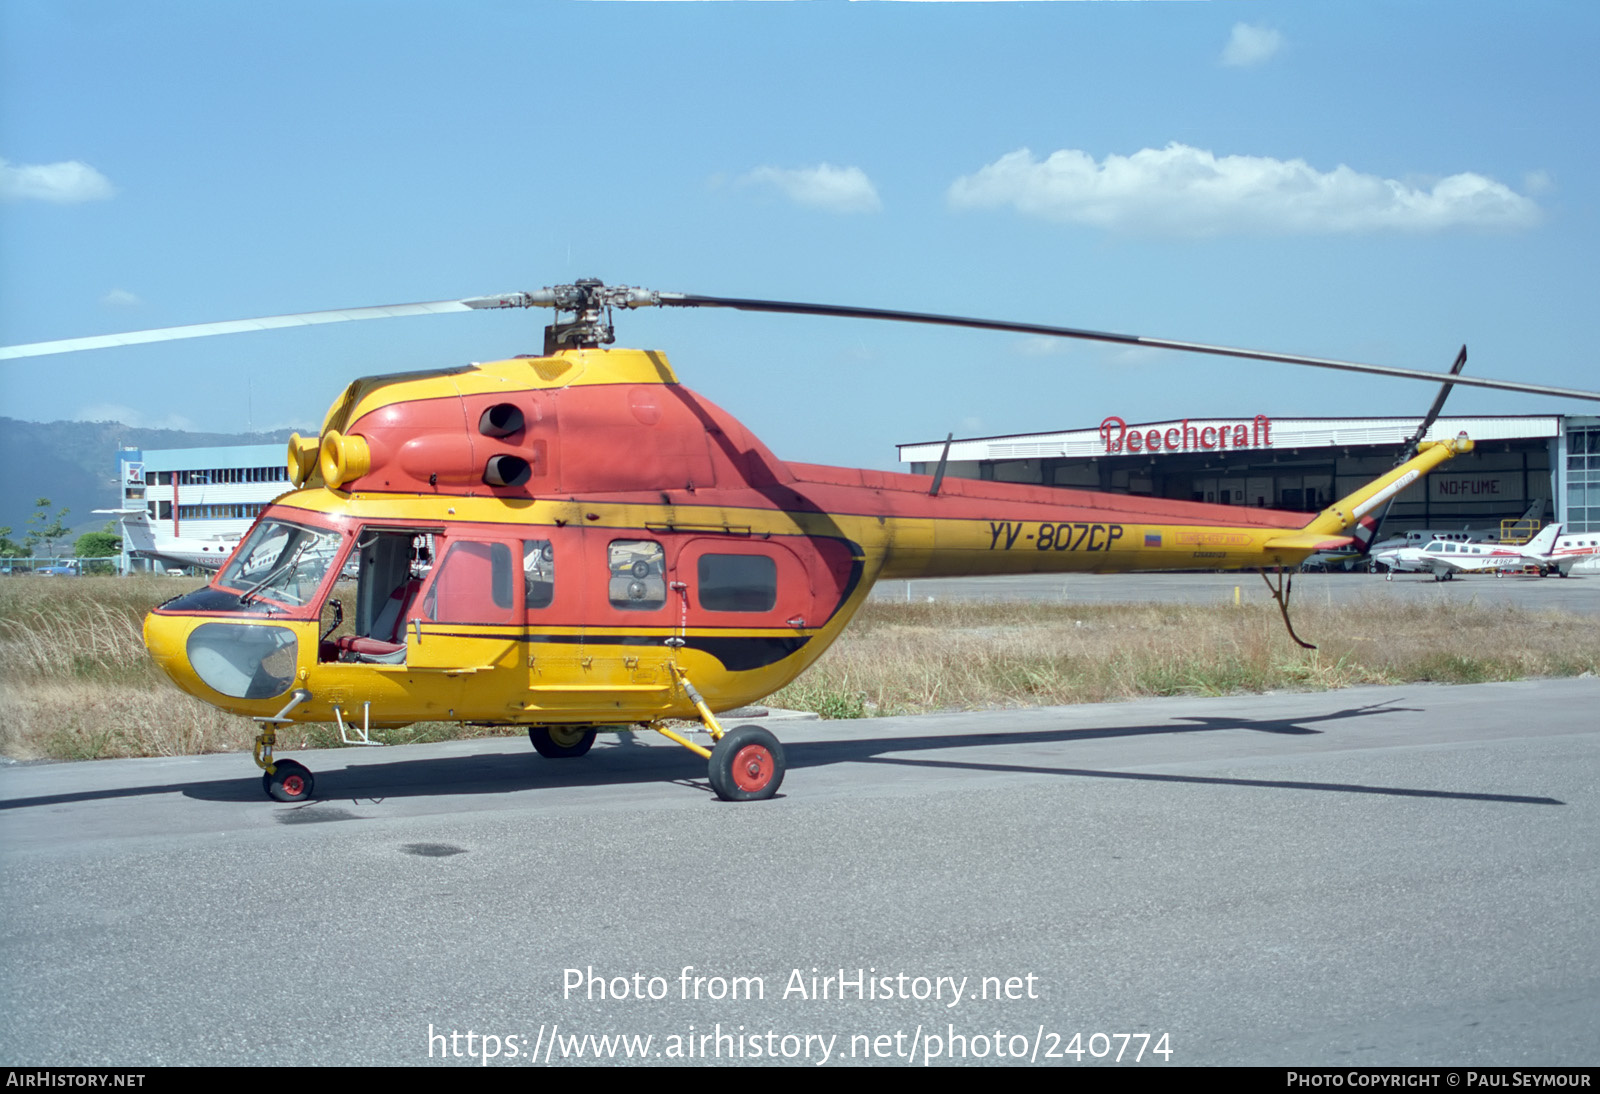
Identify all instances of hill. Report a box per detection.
[0,418,298,546]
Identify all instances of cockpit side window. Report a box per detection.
[218,520,343,608]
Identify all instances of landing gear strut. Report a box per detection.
[651,668,788,802]
[253,689,317,803]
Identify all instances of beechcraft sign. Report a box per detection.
[1098,415,1273,455]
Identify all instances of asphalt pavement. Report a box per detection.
[3,677,1596,1066]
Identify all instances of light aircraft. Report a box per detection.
[6,280,1600,803]
[92,507,241,572]
[1523,524,1600,577]
[1510,524,1600,575]
[1375,523,1566,580]
[1366,500,1547,566]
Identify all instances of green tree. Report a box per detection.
[0,526,22,559]
[75,530,122,575]
[24,498,70,558]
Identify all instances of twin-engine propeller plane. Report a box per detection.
[1376,522,1599,581]
[6,280,1600,803]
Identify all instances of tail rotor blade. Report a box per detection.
[1399,345,1469,457]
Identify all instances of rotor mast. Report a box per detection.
[459,279,663,353]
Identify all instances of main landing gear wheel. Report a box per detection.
[529,725,597,759]
[708,725,785,802]
[263,759,314,803]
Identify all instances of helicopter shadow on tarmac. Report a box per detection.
[0,698,1563,813]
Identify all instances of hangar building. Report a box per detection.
[899,414,1600,536]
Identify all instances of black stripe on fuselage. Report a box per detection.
[427,631,815,672]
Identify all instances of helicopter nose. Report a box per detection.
[143,612,303,705]
[143,609,188,679]
[143,610,208,698]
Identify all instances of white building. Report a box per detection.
[111,444,290,572]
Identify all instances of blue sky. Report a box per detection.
[2,1,1596,470]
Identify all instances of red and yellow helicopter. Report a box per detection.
[7,280,1598,802]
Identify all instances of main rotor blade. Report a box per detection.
[660,293,1600,404]
[10,280,1599,406]
[0,293,540,360]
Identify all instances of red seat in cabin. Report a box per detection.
[333,578,421,660]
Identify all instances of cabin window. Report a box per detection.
[608,540,665,610]
[697,553,777,612]
[524,540,555,609]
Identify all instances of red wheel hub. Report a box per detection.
[282,774,305,797]
[730,744,773,792]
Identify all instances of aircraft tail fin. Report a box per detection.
[1349,514,1382,556]
[1523,522,1562,557]
[117,514,157,556]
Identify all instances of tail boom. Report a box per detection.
[789,434,1472,579]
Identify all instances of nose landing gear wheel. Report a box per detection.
[529,725,597,759]
[263,759,314,802]
[708,725,785,802]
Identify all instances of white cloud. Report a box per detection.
[1222,23,1284,68]
[739,163,882,213]
[948,143,1541,237]
[100,289,142,308]
[0,158,117,203]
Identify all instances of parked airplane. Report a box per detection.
[1376,523,1563,581]
[1367,500,1545,557]
[92,508,241,572]
[1537,526,1600,576]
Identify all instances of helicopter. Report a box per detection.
[6,280,1599,804]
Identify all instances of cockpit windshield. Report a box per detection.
[217,520,344,608]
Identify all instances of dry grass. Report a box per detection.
[0,576,257,759]
[770,597,1600,718]
[2,576,1596,760]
